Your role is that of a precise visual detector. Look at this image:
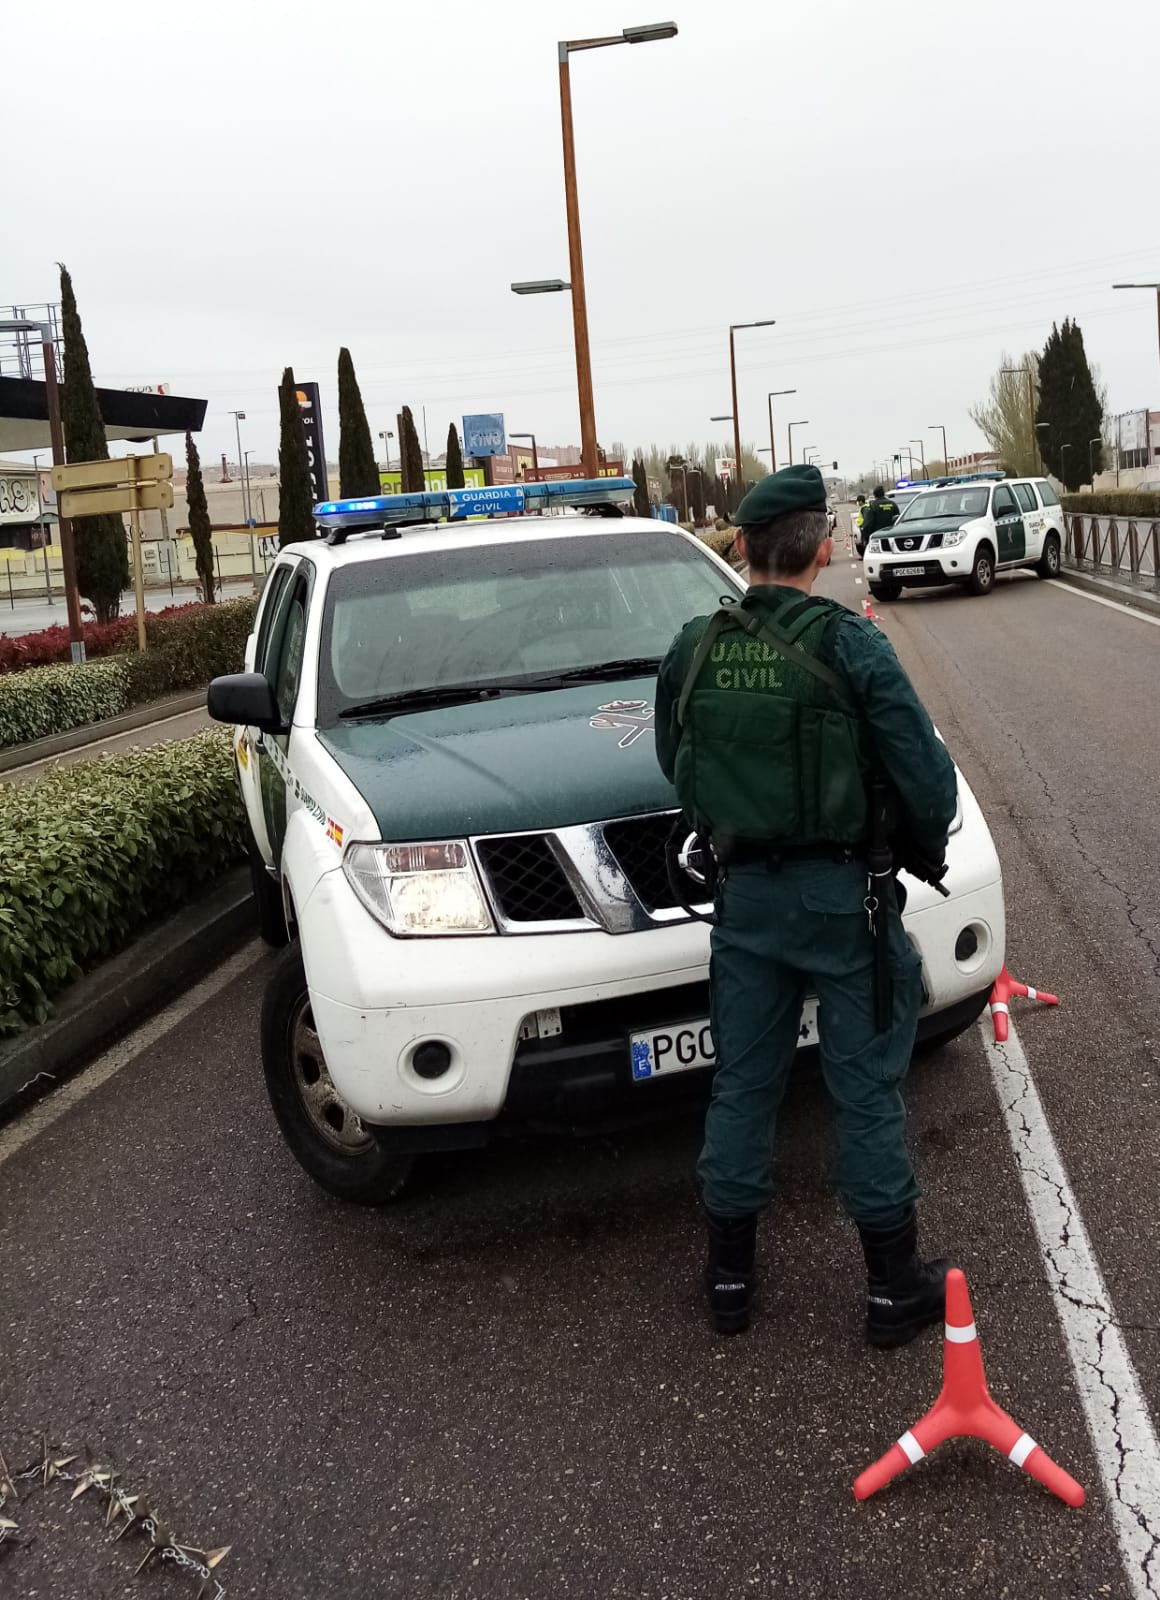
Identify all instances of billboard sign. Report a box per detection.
[379,467,486,494]
[1115,410,1149,454]
[124,382,172,395]
[715,456,737,482]
[295,381,329,503]
[0,470,40,525]
[523,461,624,482]
[462,413,506,457]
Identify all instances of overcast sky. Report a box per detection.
[8,0,1158,478]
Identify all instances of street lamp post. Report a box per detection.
[1111,281,1160,380]
[378,429,394,471]
[787,420,809,466]
[509,431,539,479]
[553,22,678,480]
[728,319,776,493]
[1035,420,1051,478]
[229,411,249,525]
[910,438,927,478]
[1059,441,1072,487]
[1089,436,1102,487]
[767,388,796,472]
[929,423,950,475]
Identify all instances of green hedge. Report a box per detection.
[0,597,256,751]
[1061,492,1160,518]
[0,728,246,1036]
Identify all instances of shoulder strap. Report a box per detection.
[676,609,731,726]
[734,607,854,708]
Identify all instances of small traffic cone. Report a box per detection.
[862,596,883,623]
[854,1270,1084,1506]
[988,964,1059,1042]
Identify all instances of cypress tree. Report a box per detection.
[445,423,465,489]
[185,432,215,603]
[1036,318,1104,491]
[277,366,315,546]
[59,264,129,624]
[336,347,380,497]
[398,406,425,492]
[631,455,650,518]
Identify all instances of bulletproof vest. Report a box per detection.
[673,594,872,845]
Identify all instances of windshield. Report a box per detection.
[898,487,990,522]
[316,531,732,725]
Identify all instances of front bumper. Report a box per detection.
[297,859,1005,1140]
[864,552,971,586]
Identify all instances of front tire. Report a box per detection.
[869,581,902,601]
[260,944,416,1204]
[1036,532,1061,579]
[967,544,995,596]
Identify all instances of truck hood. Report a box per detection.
[317,677,673,842]
[886,516,976,541]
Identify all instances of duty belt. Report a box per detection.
[718,839,866,868]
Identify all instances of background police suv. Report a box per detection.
[863,474,1065,599]
[209,477,1006,1204]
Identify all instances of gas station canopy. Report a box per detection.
[0,376,207,452]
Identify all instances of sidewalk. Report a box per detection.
[1057,559,1160,620]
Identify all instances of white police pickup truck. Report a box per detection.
[209,478,1006,1203]
[863,474,1065,599]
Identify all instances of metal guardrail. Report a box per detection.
[1065,511,1160,586]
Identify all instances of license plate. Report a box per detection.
[892,565,926,577]
[629,1001,820,1082]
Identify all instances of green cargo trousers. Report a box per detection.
[697,858,923,1225]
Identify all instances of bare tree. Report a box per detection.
[968,351,1041,476]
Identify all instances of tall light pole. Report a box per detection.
[787,420,809,466]
[1111,281,1160,380]
[1035,420,1051,477]
[551,22,678,480]
[910,438,927,478]
[1089,436,1102,487]
[929,423,950,474]
[229,410,249,525]
[727,319,776,492]
[509,431,539,479]
[378,429,394,473]
[767,388,795,472]
[1059,441,1072,488]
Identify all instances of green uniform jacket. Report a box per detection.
[859,496,900,539]
[655,584,958,855]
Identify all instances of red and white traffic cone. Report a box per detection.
[862,596,883,623]
[854,1270,1084,1506]
[988,964,1059,1043]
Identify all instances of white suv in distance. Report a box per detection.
[863,476,1065,599]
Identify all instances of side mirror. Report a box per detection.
[207,672,283,732]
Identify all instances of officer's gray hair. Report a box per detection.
[742,510,830,577]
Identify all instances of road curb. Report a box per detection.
[1056,566,1160,619]
[0,866,254,1119]
[0,690,208,775]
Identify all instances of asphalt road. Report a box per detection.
[0,579,258,639]
[3,522,1159,1598]
[2,705,212,786]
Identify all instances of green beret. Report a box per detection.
[733,463,827,527]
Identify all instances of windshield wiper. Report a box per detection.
[338,680,543,720]
[517,656,663,686]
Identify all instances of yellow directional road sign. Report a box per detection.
[51,453,173,492]
[60,481,175,518]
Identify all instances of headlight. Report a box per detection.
[941,526,969,548]
[343,840,495,936]
[866,538,882,554]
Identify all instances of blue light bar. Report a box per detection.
[314,476,637,540]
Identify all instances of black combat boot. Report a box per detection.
[858,1210,949,1349]
[704,1210,758,1335]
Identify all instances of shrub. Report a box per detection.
[0,658,128,748]
[0,728,246,1036]
[699,524,740,562]
[0,598,256,750]
[1061,492,1160,518]
[0,598,252,675]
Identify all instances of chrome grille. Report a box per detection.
[603,815,679,912]
[475,835,583,923]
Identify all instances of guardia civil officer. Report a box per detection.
[655,464,958,1348]
[859,484,900,542]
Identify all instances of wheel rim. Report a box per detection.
[1048,542,1060,573]
[288,994,374,1156]
[977,554,992,585]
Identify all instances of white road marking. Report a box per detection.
[855,577,863,586]
[0,944,263,1169]
[981,1017,1160,1597]
[1046,579,1160,630]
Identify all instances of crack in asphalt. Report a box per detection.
[995,1035,1160,1596]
